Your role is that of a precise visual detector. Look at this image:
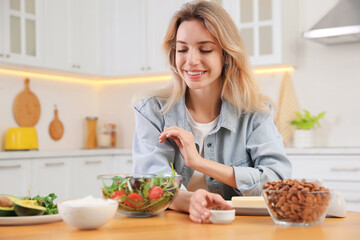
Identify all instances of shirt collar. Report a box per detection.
[164,95,238,133]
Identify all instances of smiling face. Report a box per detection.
[175,19,224,92]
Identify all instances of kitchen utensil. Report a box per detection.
[4,127,38,150]
[13,78,41,127]
[85,117,98,148]
[49,105,64,141]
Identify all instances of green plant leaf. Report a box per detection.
[288,109,326,130]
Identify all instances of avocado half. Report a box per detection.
[0,195,21,216]
[14,200,46,216]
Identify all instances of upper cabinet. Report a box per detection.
[220,0,299,67]
[0,0,43,66]
[101,0,185,76]
[68,0,101,75]
[43,0,101,75]
[0,0,201,76]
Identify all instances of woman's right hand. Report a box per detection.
[189,189,232,223]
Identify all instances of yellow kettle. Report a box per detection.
[4,127,38,151]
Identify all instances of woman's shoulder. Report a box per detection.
[240,102,273,126]
[134,96,166,114]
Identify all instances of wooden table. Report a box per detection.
[1,211,359,240]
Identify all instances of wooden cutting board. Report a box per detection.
[49,106,64,141]
[13,78,41,127]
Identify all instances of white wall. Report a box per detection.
[0,74,99,150]
[1,0,359,150]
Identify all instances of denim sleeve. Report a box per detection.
[132,99,175,175]
[233,111,292,196]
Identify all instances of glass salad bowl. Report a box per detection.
[97,173,182,218]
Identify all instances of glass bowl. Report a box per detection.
[97,174,182,217]
[262,188,331,226]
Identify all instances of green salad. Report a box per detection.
[101,166,180,214]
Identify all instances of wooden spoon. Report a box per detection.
[49,105,64,141]
[13,78,41,127]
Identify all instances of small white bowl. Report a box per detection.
[209,209,235,224]
[58,197,118,230]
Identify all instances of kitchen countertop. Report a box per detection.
[1,211,359,240]
[1,147,360,160]
[0,148,132,160]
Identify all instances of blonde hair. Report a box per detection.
[155,0,268,115]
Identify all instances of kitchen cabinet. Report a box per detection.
[42,0,69,72]
[0,0,44,67]
[1,0,191,77]
[287,149,360,212]
[0,149,133,201]
[113,154,133,175]
[0,160,31,197]
[68,0,101,75]
[31,158,72,201]
[221,0,298,66]
[43,0,101,75]
[70,156,114,199]
[102,0,185,76]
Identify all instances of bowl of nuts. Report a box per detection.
[262,179,331,226]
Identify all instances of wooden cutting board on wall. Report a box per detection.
[49,106,64,141]
[13,78,41,127]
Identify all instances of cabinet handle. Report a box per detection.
[147,66,151,70]
[0,164,21,169]
[141,67,145,71]
[45,162,65,167]
[0,53,3,57]
[345,198,360,203]
[127,159,133,163]
[330,167,359,172]
[77,65,81,69]
[5,54,10,58]
[85,160,102,164]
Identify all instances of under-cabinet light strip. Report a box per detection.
[0,66,294,85]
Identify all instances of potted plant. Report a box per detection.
[289,109,326,148]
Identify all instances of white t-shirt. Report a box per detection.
[185,107,219,191]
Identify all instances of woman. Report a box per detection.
[132,1,291,223]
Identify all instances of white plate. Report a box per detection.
[226,201,269,216]
[0,214,62,226]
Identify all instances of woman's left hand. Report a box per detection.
[159,126,201,168]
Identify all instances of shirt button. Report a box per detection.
[207,143,212,147]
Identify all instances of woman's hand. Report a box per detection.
[159,126,201,168]
[189,189,232,223]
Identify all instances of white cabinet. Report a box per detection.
[0,160,31,197]
[0,0,44,66]
[68,0,101,75]
[71,156,114,199]
[103,0,183,76]
[42,0,69,72]
[43,0,101,75]
[221,0,298,66]
[31,158,72,202]
[113,154,133,175]
[0,150,133,202]
[1,0,189,76]
[288,151,360,212]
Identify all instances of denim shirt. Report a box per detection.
[132,96,292,200]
